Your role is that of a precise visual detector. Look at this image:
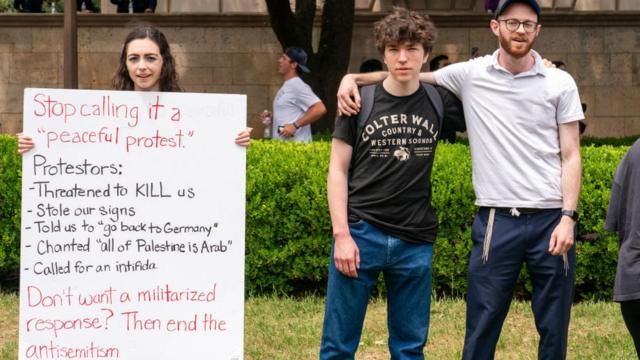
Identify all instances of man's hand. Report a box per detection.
[333,234,360,278]
[548,217,575,256]
[337,74,361,116]
[278,123,297,138]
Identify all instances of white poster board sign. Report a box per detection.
[19,88,246,359]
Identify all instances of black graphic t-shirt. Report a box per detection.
[333,83,463,244]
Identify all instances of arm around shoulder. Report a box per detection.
[351,71,388,86]
[337,72,388,117]
[419,72,437,85]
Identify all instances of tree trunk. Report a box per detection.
[265,0,355,134]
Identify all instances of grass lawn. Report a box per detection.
[0,293,634,359]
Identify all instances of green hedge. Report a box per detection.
[245,140,332,294]
[0,0,12,12]
[581,136,638,147]
[247,140,630,300]
[0,135,21,279]
[0,134,632,300]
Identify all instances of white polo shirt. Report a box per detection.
[272,76,321,143]
[435,50,584,208]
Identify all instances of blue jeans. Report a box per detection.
[320,220,434,360]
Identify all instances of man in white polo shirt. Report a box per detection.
[336,0,583,358]
[261,47,326,143]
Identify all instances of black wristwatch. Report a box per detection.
[561,209,579,222]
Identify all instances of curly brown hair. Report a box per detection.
[113,25,182,92]
[374,7,437,55]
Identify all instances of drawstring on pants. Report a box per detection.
[482,207,570,277]
[482,207,517,263]
[482,208,496,263]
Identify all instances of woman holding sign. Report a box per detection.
[18,25,251,153]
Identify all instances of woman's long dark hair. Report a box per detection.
[113,25,182,92]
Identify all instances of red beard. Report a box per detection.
[498,33,535,59]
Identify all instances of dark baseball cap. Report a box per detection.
[284,47,310,73]
[495,0,541,19]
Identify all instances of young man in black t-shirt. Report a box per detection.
[320,8,464,359]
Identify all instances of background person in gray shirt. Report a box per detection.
[260,47,326,143]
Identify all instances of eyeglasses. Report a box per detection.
[499,19,539,33]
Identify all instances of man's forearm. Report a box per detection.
[328,170,350,239]
[559,122,582,210]
[327,140,353,239]
[295,102,326,127]
[349,70,436,85]
[561,153,581,210]
[419,72,437,84]
[349,71,389,86]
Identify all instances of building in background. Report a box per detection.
[1,0,639,137]
[98,0,640,13]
